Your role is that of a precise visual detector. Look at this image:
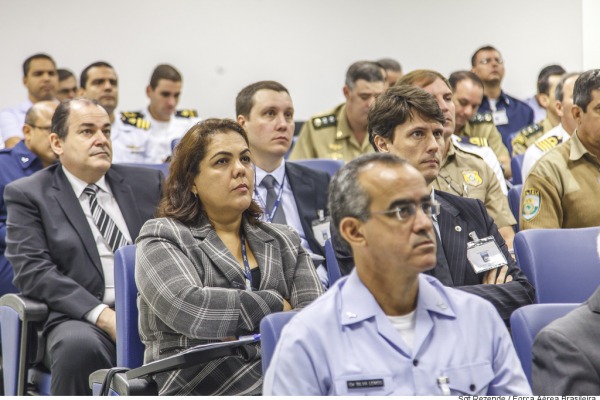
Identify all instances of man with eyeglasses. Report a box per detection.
[264,152,531,395]
[333,85,533,325]
[56,69,78,102]
[471,45,534,150]
[0,101,58,295]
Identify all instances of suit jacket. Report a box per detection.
[4,163,163,332]
[335,190,534,324]
[285,161,330,257]
[135,216,324,395]
[532,287,600,395]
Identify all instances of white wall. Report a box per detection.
[0,0,584,120]
[582,0,600,70]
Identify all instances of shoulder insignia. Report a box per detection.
[522,188,541,221]
[312,114,337,130]
[120,111,151,130]
[518,123,543,138]
[535,135,563,152]
[462,170,483,187]
[175,109,198,118]
[470,112,493,124]
[458,136,489,147]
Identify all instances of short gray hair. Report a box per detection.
[345,61,385,89]
[328,153,408,249]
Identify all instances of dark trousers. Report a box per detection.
[44,319,116,395]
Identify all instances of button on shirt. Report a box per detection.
[62,167,132,323]
[264,272,531,396]
[254,162,308,250]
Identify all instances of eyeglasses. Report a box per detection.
[369,200,441,221]
[478,57,504,65]
[28,124,52,133]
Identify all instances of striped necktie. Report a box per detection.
[262,174,287,224]
[83,184,128,253]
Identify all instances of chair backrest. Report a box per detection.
[171,138,181,151]
[121,162,170,179]
[289,159,343,177]
[514,227,600,303]
[510,303,579,386]
[259,311,296,376]
[511,154,525,185]
[507,184,523,231]
[114,245,145,369]
[325,238,341,286]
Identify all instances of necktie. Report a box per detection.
[84,184,128,253]
[262,175,287,224]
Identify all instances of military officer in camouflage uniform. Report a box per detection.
[449,71,511,179]
[511,71,563,155]
[522,73,580,179]
[521,70,600,229]
[398,70,516,248]
[111,64,200,164]
[289,61,385,162]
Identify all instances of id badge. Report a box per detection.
[492,109,509,126]
[311,211,331,247]
[466,235,507,274]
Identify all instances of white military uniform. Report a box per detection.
[452,135,508,195]
[111,108,200,164]
[521,124,570,180]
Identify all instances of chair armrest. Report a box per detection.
[0,294,48,323]
[90,369,158,396]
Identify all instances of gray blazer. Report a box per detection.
[135,215,323,396]
[532,287,600,395]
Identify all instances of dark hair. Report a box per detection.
[51,98,101,140]
[537,65,566,95]
[449,70,483,91]
[157,118,262,225]
[376,58,402,73]
[368,85,445,151]
[328,153,408,250]
[236,80,289,118]
[471,45,499,67]
[57,68,75,82]
[396,69,451,91]
[80,61,114,88]
[149,64,182,89]
[345,61,385,89]
[23,53,56,77]
[554,72,580,102]
[573,69,600,112]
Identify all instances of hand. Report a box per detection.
[483,265,513,285]
[282,299,292,311]
[96,307,117,342]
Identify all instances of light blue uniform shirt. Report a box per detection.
[264,272,531,396]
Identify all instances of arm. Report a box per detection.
[288,122,317,160]
[135,219,289,338]
[520,171,562,229]
[5,181,103,319]
[533,328,600,395]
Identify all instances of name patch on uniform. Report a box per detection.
[522,188,541,221]
[347,379,384,389]
[462,170,483,187]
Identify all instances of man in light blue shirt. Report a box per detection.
[263,153,530,395]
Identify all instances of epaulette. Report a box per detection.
[517,123,543,138]
[535,135,564,152]
[452,136,485,159]
[175,109,198,118]
[120,111,151,130]
[457,136,489,147]
[470,112,493,124]
[311,114,337,130]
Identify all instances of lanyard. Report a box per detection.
[254,174,286,223]
[240,230,253,291]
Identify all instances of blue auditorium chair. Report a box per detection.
[120,162,170,179]
[507,184,522,231]
[510,303,578,387]
[514,227,600,303]
[259,311,297,376]
[511,154,525,185]
[289,159,343,177]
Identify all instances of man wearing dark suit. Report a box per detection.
[236,81,330,282]
[335,85,534,323]
[4,98,163,395]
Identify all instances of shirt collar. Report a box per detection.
[61,165,109,198]
[569,130,598,162]
[254,160,286,187]
[339,271,455,327]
